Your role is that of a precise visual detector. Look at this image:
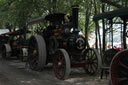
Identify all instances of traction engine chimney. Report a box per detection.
[72,5,79,31]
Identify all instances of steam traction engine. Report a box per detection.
[28,6,101,79]
[1,29,28,60]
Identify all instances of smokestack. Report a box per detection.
[72,5,79,30]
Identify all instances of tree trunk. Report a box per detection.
[122,18,127,49]
[84,0,92,48]
[93,0,100,50]
[97,24,102,54]
[102,4,106,53]
[52,0,57,13]
[95,22,98,49]
[85,8,90,48]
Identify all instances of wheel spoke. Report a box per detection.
[30,57,37,63]
[118,78,128,82]
[31,62,38,69]
[90,65,94,73]
[92,63,98,68]
[120,70,128,76]
[91,64,97,71]
[119,61,128,70]
[93,60,98,63]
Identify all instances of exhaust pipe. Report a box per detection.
[72,5,79,30]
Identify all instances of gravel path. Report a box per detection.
[0,57,109,85]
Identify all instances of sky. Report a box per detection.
[0,29,9,34]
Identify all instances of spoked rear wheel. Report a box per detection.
[28,35,46,71]
[110,49,128,85]
[83,48,101,75]
[53,49,70,80]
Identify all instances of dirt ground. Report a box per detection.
[0,57,109,85]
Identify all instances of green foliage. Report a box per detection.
[0,0,127,33]
[0,0,47,28]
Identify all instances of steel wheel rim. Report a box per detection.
[84,48,101,75]
[110,49,128,85]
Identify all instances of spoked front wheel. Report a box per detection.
[110,49,128,85]
[53,49,70,80]
[83,48,101,75]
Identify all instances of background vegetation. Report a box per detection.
[0,0,127,48]
[0,0,127,31]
